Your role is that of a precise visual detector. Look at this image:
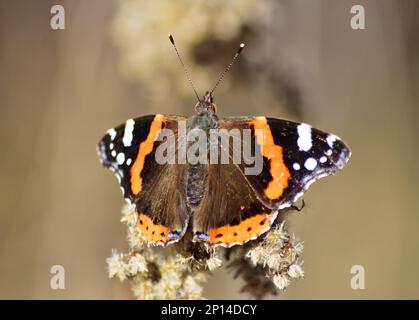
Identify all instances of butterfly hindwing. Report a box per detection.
[192,162,276,248]
[97,114,189,246]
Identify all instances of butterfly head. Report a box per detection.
[195,91,217,115]
[168,34,242,117]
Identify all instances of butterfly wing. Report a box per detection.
[192,116,351,247]
[97,114,189,246]
[191,162,275,248]
[222,116,351,209]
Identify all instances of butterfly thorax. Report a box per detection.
[188,110,218,131]
[189,92,219,135]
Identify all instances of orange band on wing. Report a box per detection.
[130,114,165,195]
[137,213,170,244]
[251,117,290,200]
[207,213,273,247]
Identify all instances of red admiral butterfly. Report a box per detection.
[97,35,351,248]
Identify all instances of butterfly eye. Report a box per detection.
[209,103,217,113]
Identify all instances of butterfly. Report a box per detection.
[97,35,351,248]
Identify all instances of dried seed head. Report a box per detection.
[273,273,290,291]
[287,263,305,279]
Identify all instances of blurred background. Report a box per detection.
[0,0,418,299]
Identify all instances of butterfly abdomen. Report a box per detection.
[186,163,207,207]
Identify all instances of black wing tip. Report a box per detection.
[333,139,352,170]
[97,137,112,167]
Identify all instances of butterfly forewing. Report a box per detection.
[261,117,351,208]
[97,114,190,246]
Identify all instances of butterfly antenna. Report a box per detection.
[210,42,245,95]
[168,34,201,102]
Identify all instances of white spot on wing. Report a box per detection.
[107,128,117,141]
[326,134,338,148]
[117,152,125,165]
[123,119,135,147]
[297,123,312,151]
[304,158,317,171]
[326,149,333,156]
[126,158,132,166]
[320,156,327,163]
[111,150,116,157]
[293,163,301,170]
[109,143,114,150]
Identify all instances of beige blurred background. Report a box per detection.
[0,0,418,299]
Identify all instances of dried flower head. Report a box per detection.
[107,203,305,299]
[243,221,305,293]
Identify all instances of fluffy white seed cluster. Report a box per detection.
[178,252,223,272]
[246,222,305,291]
[107,204,224,299]
[107,250,148,282]
[134,255,208,300]
[107,249,209,300]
